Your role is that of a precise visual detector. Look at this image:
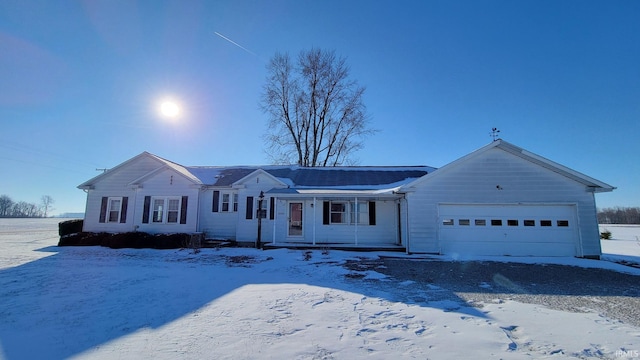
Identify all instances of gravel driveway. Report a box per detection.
[344,258,640,327]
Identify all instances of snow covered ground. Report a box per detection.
[0,219,639,360]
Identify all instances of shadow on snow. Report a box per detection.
[0,245,638,359]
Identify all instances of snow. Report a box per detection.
[1,219,639,359]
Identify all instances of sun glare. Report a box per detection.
[160,100,180,118]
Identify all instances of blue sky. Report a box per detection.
[1,0,638,215]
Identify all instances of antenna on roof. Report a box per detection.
[490,128,501,141]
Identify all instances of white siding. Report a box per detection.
[234,172,285,242]
[268,198,400,245]
[134,168,199,234]
[83,156,166,233]
[406,147,601,256]
[198,189,239,239]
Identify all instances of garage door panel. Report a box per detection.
[443,240,576,257]
[438,204,578,256]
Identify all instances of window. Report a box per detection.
[233,194,239,212]
[350,202,368,224]
[459,219,470,226]
[557,220,569,227]
[151,197,182,224]
[323,201,374,225]
[524,220,535,226]
[442,219,454,226]
[491,219,503,226]
[152,198,164,223]
[507,219,519,226]
[540,220,552,227]
[330,202,346,224]
[167,199,179,223]
[475,219,486,226]
[100,196,128,224]
[107,197,122,223]
[221,193,230,212]
[257,197,268,219]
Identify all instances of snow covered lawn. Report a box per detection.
[1,219,639,359]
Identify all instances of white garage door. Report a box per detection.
[438,204,579,256]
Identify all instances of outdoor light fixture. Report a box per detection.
[256,191,265,249]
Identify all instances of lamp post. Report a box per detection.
[256,191,264,249]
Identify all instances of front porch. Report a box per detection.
[262,242,406,252]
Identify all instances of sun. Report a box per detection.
[159,100,180,118]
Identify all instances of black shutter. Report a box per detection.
[180,196,188,224]
[120,197,128,223]
[323,201,330,225]
[269,197,275,220]
[142,196,151,224]
[212,190,219,212]
[368,201,376,225]
[99,197,108,223]
[246,196,253,219]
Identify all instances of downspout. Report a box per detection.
[404,194,410,254]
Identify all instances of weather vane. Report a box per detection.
[490,127,501,141]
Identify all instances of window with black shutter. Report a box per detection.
[246,196,254,219]
[99,197,108,223]
[212,191,220,212]
[120,197,128,223]
[142,196,151,223]
[180,196,188,224]
[368,201,376,225]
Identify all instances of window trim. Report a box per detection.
[221,193,230,212]
[256,197,268,219]
[350,201,369,225]
[106,197,122,223]
[150,196,182,224]
[330,201,347,224]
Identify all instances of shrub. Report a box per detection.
[600,229,612,240]
[58,219,83,236]
[58,232,110,246]
[58,231,194,249]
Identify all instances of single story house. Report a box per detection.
[78,140,614,257]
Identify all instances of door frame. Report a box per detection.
[288,201,304,237]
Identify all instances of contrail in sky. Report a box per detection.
[214,31,258,57]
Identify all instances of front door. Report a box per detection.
[288,202,303,236]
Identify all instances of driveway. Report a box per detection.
[344,258,640,327]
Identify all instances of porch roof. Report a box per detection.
[265,187,403,197]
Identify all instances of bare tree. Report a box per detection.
[41,195,55,218]
[0,195,13,217]
[261,48,374,166]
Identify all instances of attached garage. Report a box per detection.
[401,140,614,257]
[438,204,579,256]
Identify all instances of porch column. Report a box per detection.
[313,197,317,245]
[272,196,277,244]
[354,197,358,246]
